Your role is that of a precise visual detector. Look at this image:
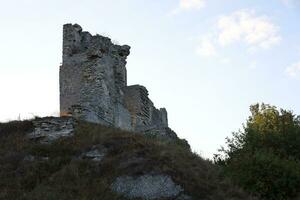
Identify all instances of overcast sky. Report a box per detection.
[0,0,299,158]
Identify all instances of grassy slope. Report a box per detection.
[0,119,254,200]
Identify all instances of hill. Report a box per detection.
[0,117,254,200]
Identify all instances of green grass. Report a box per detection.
[0,119,254,200]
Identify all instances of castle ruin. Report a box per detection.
[60,24,175,136]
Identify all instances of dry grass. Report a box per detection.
[0,119,254,200]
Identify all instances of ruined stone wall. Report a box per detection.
[60,23,172,135]
[124,85,168,132]
[60,24,131,130]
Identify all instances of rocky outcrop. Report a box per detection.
[111,174,189,200]
[80,145,107,162]
[60,24,176,137]
[27,117,75,143]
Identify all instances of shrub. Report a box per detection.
[215,103,300,199]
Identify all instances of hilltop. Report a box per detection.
[0,117,254,200]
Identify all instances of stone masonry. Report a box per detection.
[60,24,172,135]
[124,85,168,132]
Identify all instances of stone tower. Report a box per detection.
[60,24,172,135]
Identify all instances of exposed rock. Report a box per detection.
[80,146,107,162]
[111,174,184,199]
[27,117,75,143]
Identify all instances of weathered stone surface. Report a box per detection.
[60,23,177,138]
[124,85,169,132]
[111,174,184,199]
[60,23,132,130]
[80,146,107,162]
[27,117,75,143]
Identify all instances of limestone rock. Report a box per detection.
[27,117,75,143]
[111,174,184,199]
[80,146,107,162]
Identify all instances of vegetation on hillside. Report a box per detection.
[0,120,252,200]
[215,103,300,200]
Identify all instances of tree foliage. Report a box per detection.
[215,103,300,199]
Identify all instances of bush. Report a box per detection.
[215,103,300,199]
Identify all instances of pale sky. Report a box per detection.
[0,0,300,158]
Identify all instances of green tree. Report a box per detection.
[215,103,300,199]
